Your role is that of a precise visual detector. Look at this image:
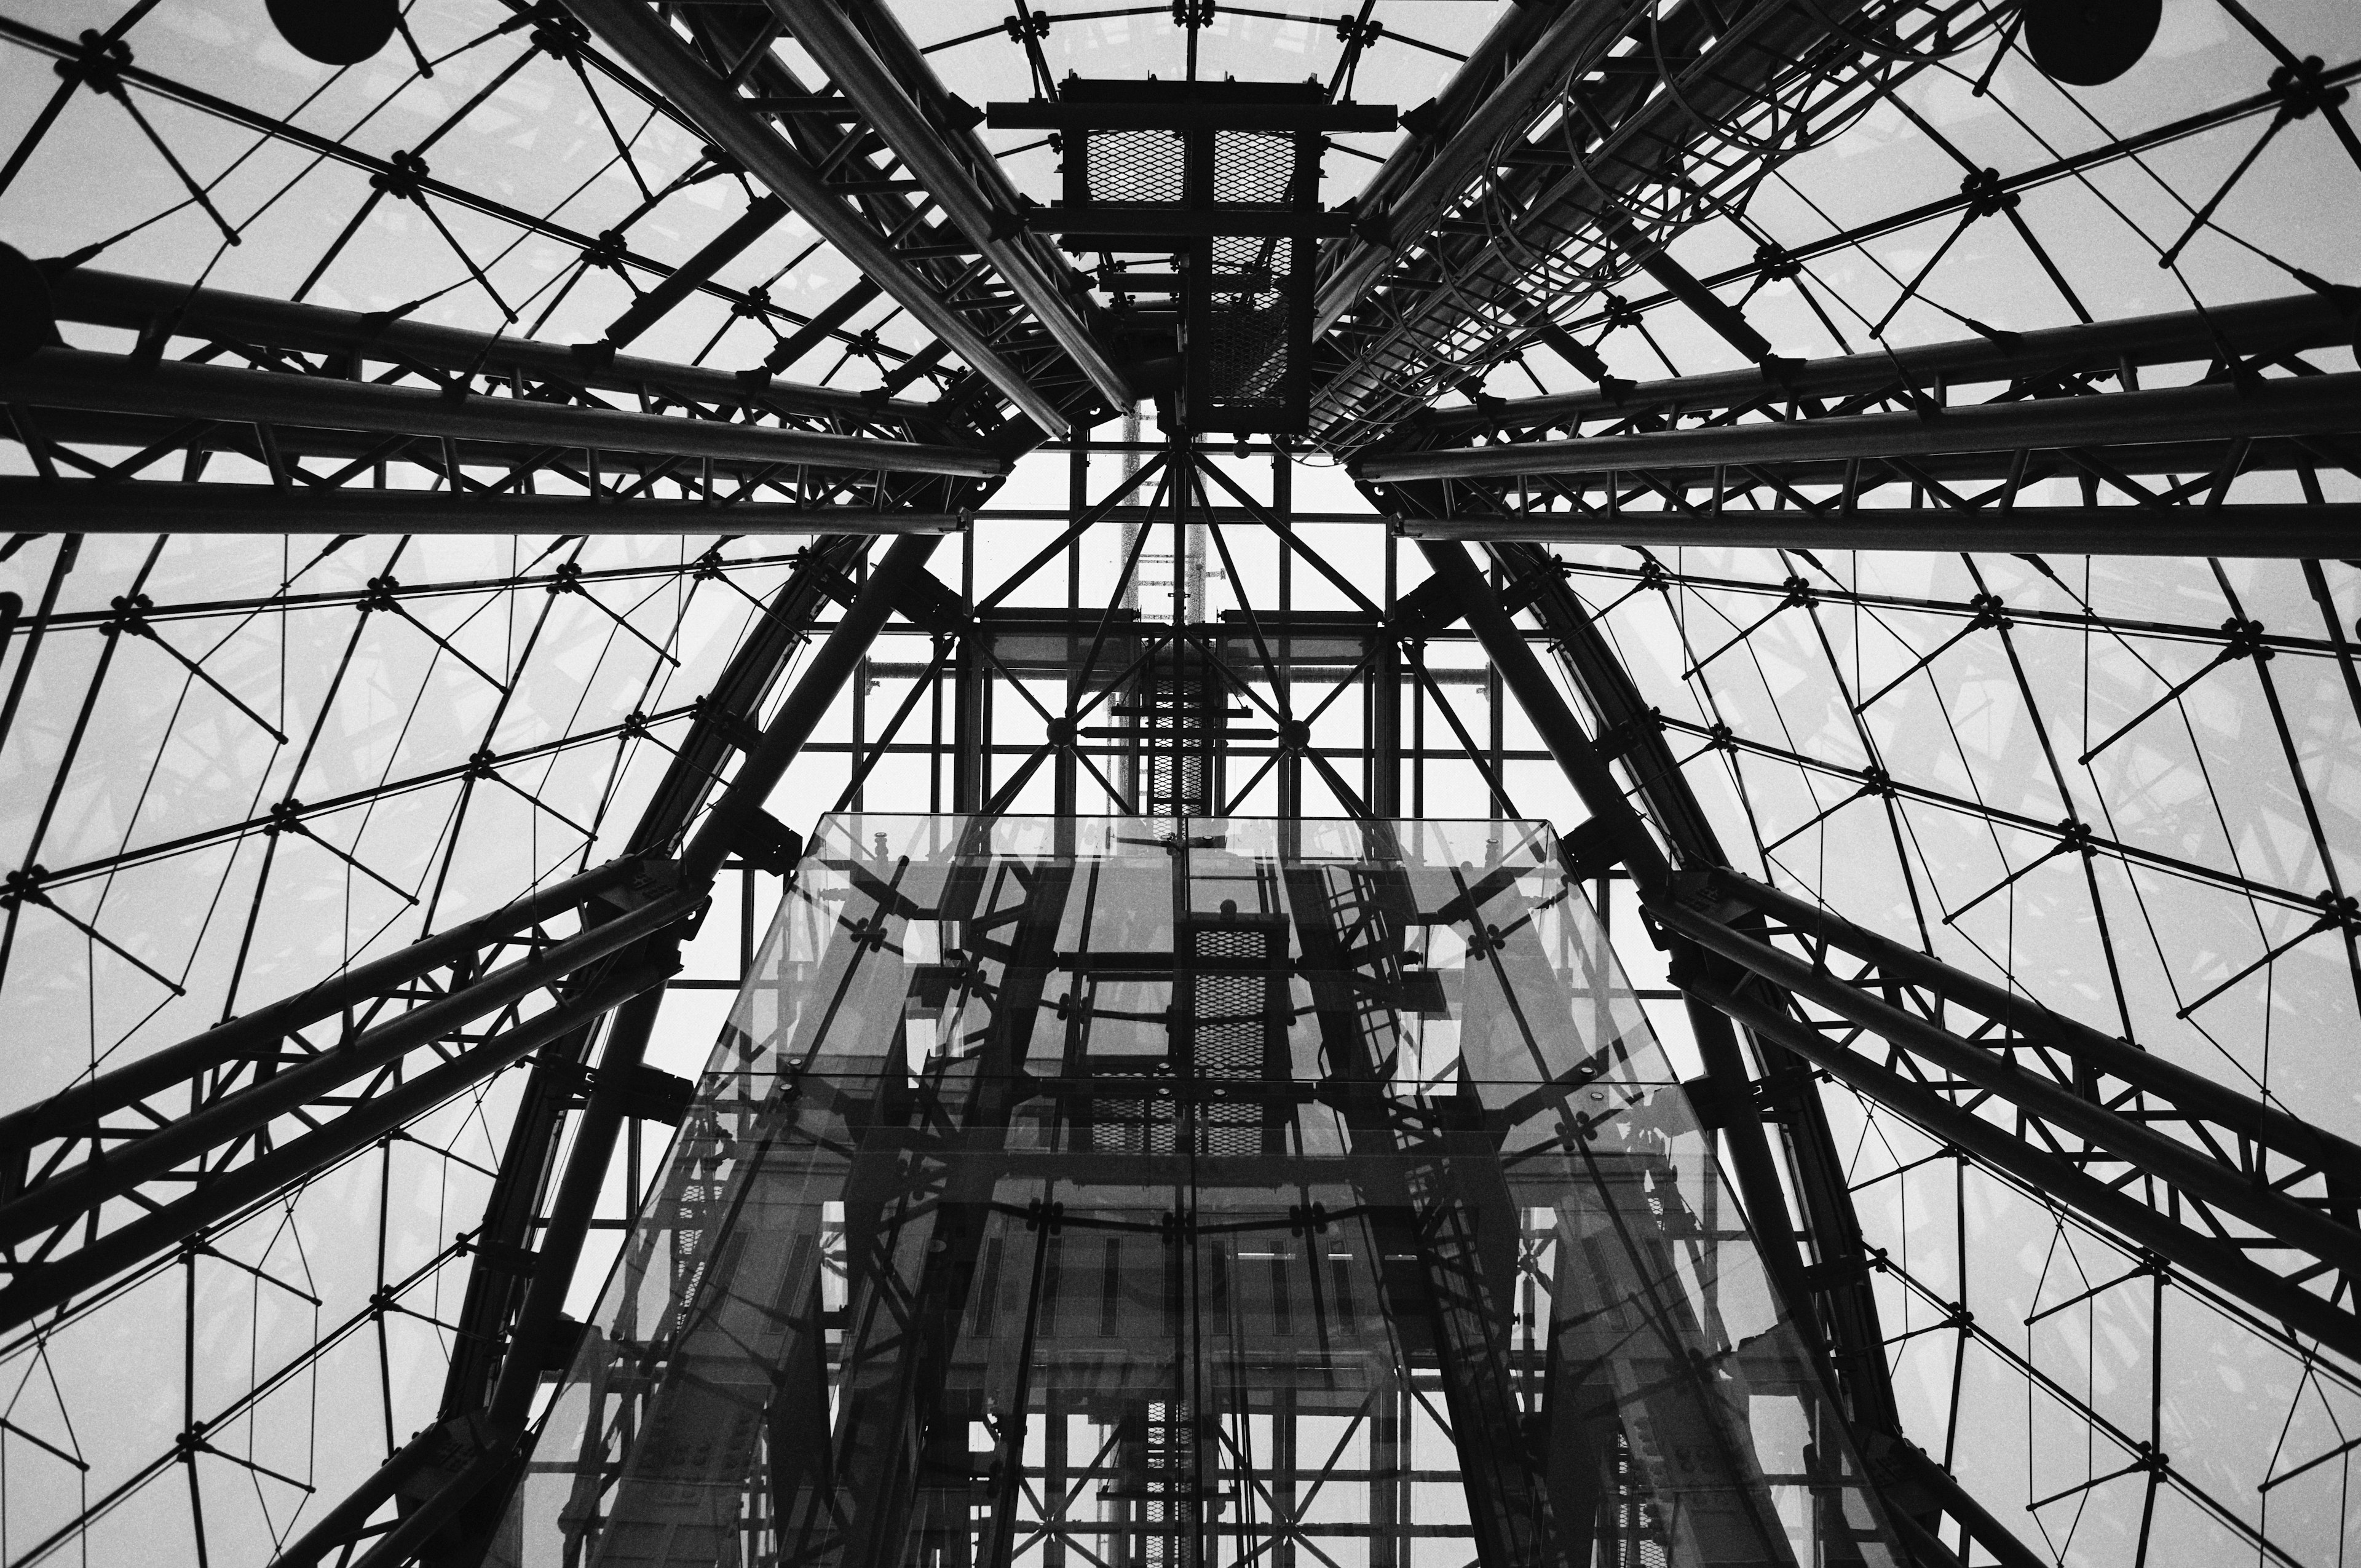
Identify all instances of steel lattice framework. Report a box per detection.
[1,0,2358,1566]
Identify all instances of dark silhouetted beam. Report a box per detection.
[1356,372,2361,481]
[0,348,1006,475]
[1313,0,1634,335]
[46,265,919,425]
[559,0,1072,435]
[770,0,1134,409]
[0,858,646,1161]
[0,480,969,534]
[1690,974,2361,1364]
[1393,503,2361,557]
[1410,539,1670,892]
[1662,898,2361,1281]
[987,102,1396,132]
[603,194,789,349]
[681,530,945,882]
[1415,291,2357,437]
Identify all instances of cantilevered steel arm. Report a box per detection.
[1313,0,1639,336]
[558,0,1074,435]
[1358,370,2361,481]
[767,0,1133,411]
[44,264,919,427]
[1691,970,2361,1364]
[0,479,968,534]
[1393,504,2361,557]
[1406,290,2359,440]
[0,888,690,1332]
[682,530,945,882]
[0,347,1002,475]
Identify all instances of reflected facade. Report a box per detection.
[507,817,1899,1568]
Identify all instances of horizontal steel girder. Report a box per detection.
[0,348,1006,475]
[0,955,678,1335]
[0,858,648,1162]
[1691,974,2361,1365]
[766,0,1133,410]
[1313,0,1883,437]
[558,0,1072,437]
[45,266,925,427]
[0,884,700,1262]
[1660,898,2361,1282]
[1312,0,1642,336]
[1407,291,2360,438]
[0,479,969,535]
[679,530,944,882]
[1355,370,2361,481]
[1715,871,2361,1192]
[1391,503,2361,557]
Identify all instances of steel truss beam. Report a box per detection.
[1393,504,2361,556]
[1400,291,2359,441]
[1313,0,1650,338]
[1658,873,2361,1361]
[43,265,934,430]
[0,857,693,1332]
[0,347,1002,475]
[1412,536,2049,1568]
[764,0,1132,411]
[0,529,931,1352]
[1441,57,2361,398]
[558,0,1074,435]
[1310,0,1923,449]
[0,478,968,534]
[1355,370,2361,483]
[0,16,890,374]
[256,536,943,1568]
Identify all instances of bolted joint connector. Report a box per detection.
[57,30,132,96]
[2219,614,2273,662]
[369,149,432,202]
[580,229,630,275]
[2269,55,2349,121]
[1753,240,1803,282]
[527,3,589,60]
[103,592,155,638]
[1960,167,2018,218]
[0,865,52,911]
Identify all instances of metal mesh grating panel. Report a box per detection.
[1086,129,1185,204]
[1212,130,1295,205]
[1193,929,1264,962]
[1205,235,1292,409]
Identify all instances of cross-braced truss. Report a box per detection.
[1,1,2358,1566]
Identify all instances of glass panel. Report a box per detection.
[502,815,1902,1568]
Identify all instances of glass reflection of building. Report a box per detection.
[505,818,1897,1568]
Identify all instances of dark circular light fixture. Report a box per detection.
[2025,0,2162,87]
[266,0,401,66]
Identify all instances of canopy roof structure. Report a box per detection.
[1,1,2358,1566]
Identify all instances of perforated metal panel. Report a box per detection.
[1211,130,1295,205]
[1085,129,1187,204]
[1203,236,1295,413]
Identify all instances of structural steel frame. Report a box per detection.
[4,0,2360,1565]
